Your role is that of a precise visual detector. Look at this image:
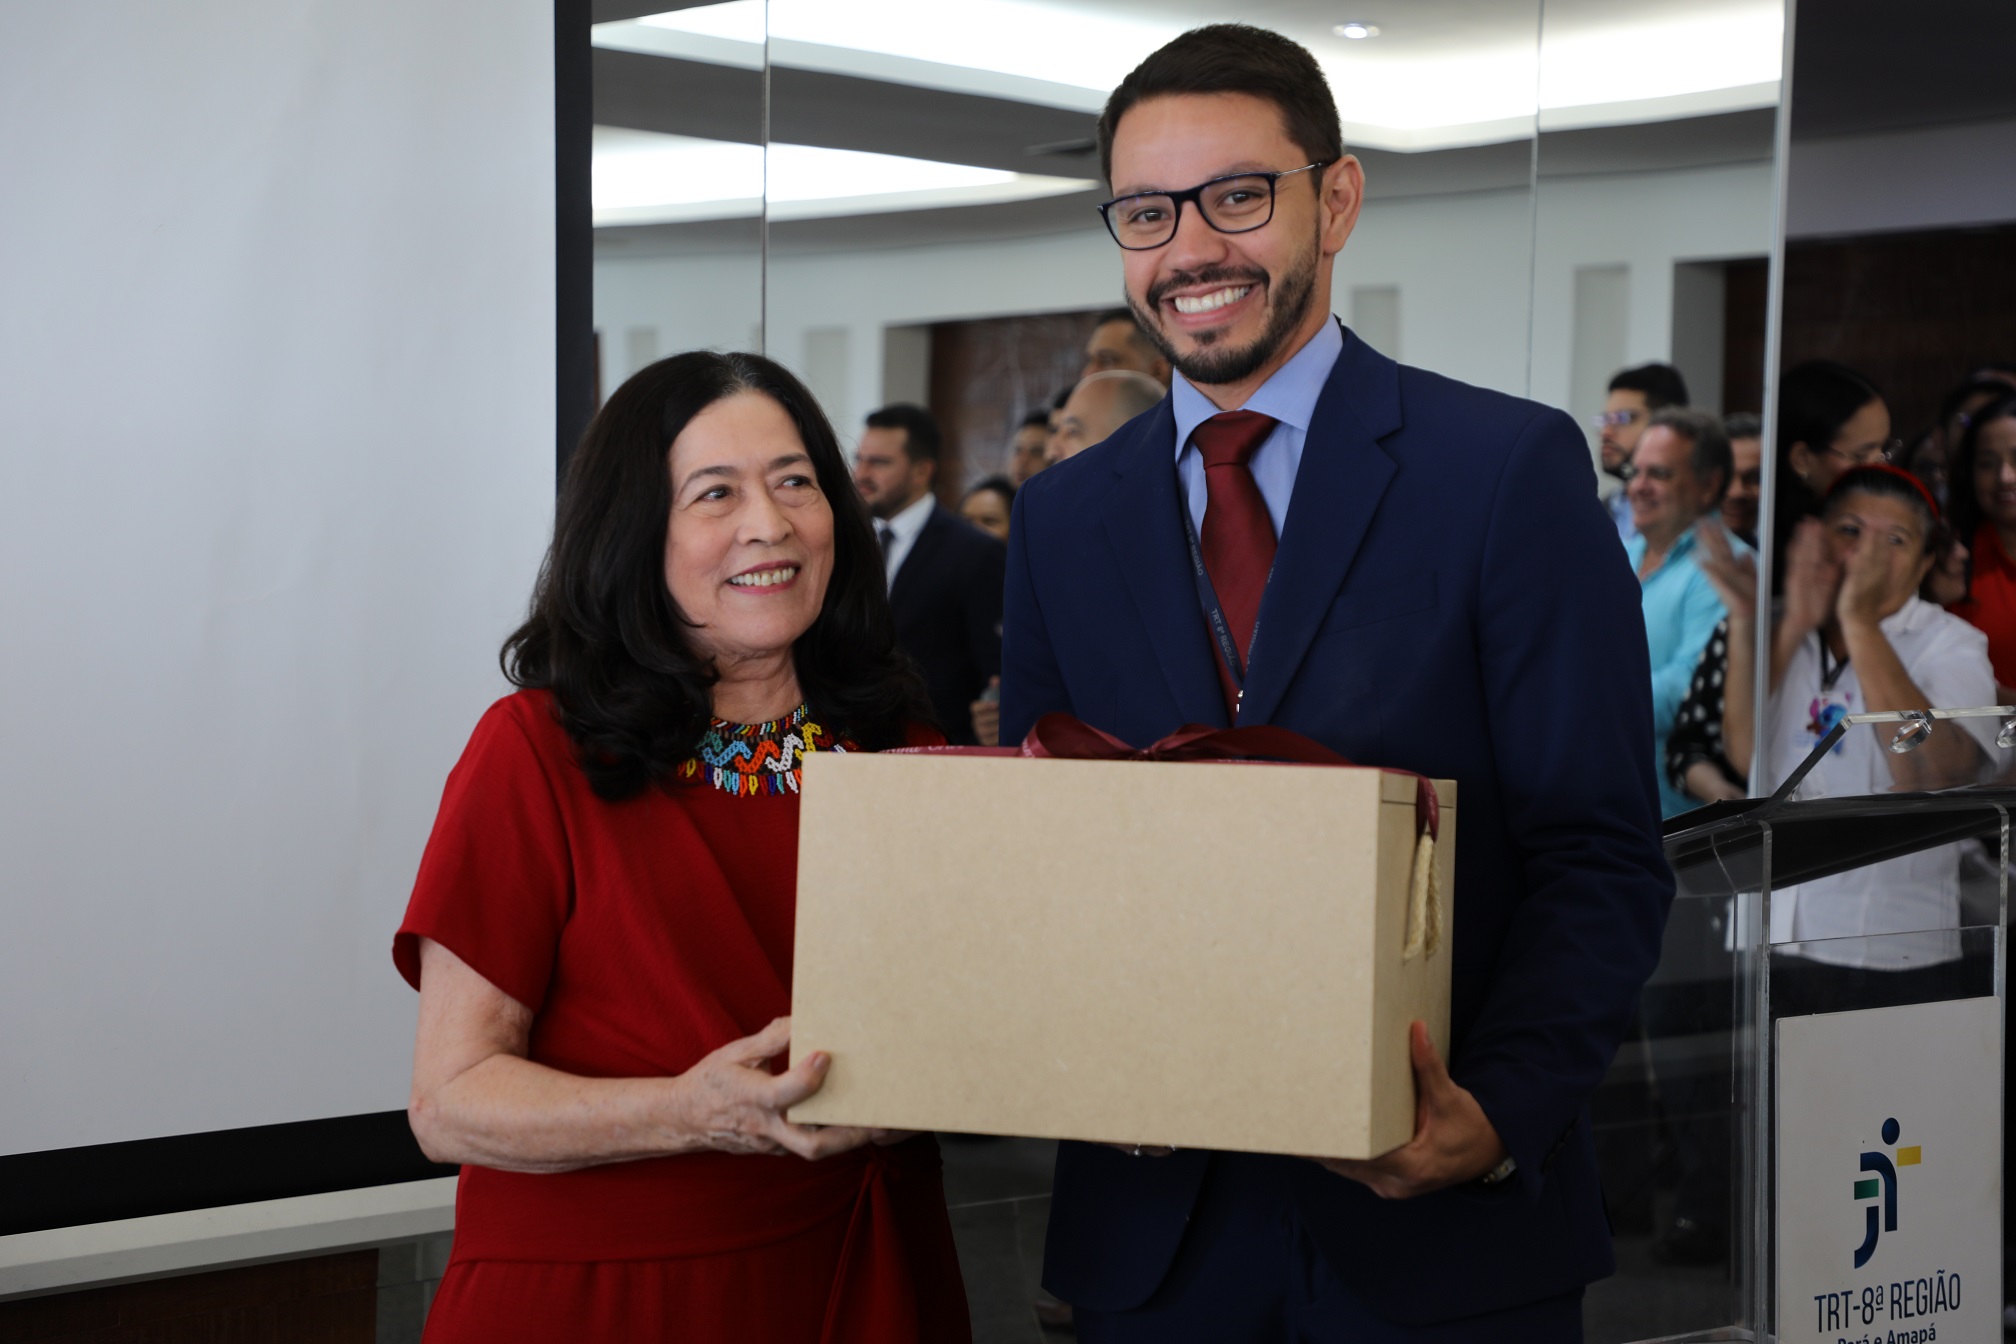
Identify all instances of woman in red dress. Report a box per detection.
[394,351,970,1343]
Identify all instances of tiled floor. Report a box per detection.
[376,1232,452,1344]
[940,1135,1069,1343]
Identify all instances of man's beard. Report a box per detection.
[1125,245,1320,388]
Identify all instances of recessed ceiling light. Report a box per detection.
[1333,21,1380,39]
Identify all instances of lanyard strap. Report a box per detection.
[1818,634,1851,692]
[1180,501,1273,702]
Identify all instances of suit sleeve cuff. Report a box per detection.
[1459,1065,1579,1203]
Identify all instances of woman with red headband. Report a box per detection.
[1725,463,1997,989]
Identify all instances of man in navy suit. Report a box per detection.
[855,403,1005,744]
[1000,24,1673,1342]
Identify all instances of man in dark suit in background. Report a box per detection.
[1001,23,1673,1342]
[854,403,1005,744]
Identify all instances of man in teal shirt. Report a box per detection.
[1625,407,1743,817]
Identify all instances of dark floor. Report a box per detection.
[368,1137,1911,1342]
[940,1134,1071,1343]
[942,1138,1755,1344]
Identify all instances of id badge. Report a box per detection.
[1805,686,1856,753]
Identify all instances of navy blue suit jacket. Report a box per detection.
[889,504,1004,745]
[1000,328,1673,1325]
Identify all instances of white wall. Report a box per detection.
[0,0,555,1154]
[593,246,763,384]
[1789,117,2016,239]
[594,158,1775,464]
[1530,160,1777,421]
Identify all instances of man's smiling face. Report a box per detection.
[1110,91,1346,391]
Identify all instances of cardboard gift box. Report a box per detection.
[787,720,1456,1160]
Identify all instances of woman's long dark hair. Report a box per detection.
[1945,388,2016,555]
[503,350,931,800]
[1770,360,1885,591]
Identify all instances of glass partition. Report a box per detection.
[1531,0,1781,503]
[1761,0,2016,790]
[1532,5,1790,1337]
[1660,785,2009,1344]
[589,1,768,400]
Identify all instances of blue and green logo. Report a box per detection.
[1852,1116,1923,1268]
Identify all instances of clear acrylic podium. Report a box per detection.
[1601,709,2008,1343]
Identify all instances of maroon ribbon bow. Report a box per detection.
[898,713,1439,842]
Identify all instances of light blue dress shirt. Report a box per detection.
[1170,316,1345,541]
[1609,487,1638,544]
[1626,520,1748,817]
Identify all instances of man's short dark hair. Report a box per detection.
[1609,363,1690,411]
[1097,24,1344,185]
[1723,411,1762,440]
[1648,406,1732,502]
[864,403,941,463]
[1019,408,1052,432]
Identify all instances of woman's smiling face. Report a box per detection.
[662,391,834,672]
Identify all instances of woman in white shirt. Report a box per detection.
[1716,464,1997,988]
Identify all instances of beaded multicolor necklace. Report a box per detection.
[677,702,855,798]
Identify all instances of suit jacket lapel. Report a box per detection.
[1238,331,1404,726]
[1100,400,1228,730]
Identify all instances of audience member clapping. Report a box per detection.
[1681,362,1893,806]
[1718,466,1993,977]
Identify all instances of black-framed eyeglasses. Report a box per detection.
[1097,163,1328,250]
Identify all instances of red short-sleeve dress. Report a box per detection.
[393,689,969,1344]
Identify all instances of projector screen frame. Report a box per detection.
[0,0,594,1242]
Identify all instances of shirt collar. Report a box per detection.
[1171,316,1345,459]
[882,489,934,543]
[1880,594,1931,636]
[1628,518,1708,572]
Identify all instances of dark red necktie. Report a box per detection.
[1192,410,1279,708]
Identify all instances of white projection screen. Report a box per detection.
[0,0,558,1216]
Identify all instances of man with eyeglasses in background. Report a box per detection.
[1001,21,1672,1342]
[1598,362,1691,543]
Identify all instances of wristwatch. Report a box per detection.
[1478,1154,1518,1186]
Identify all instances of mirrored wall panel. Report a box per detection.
[588,0,768,402]
[1771,0,2016,773]
[1533,1,1785,1338]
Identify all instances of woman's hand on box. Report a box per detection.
[675,1017,894,1161]
[1308,1021,1507,1199]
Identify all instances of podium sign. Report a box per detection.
[1776,996,2002,1343]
